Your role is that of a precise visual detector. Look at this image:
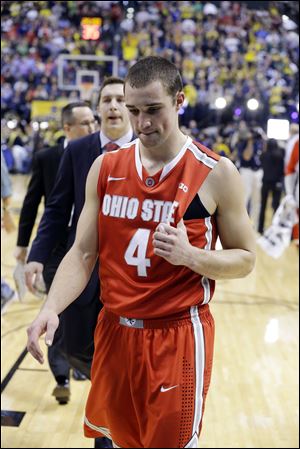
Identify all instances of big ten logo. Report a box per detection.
[179,182,188,193]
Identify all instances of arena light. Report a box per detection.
[282,15,297,31]
[291,111,298,121]
[234,107,242,117]
[267,119,290,140]
[32,121,39,131]
[40,121,49,130]
[215,97,227,109]
[7,119,17,129]
[247,98,259,111]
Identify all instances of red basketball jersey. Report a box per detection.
[97,137,220,318]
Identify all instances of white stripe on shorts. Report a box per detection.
[190,306,205,438]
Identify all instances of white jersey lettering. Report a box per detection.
[102,195,179,223]
[126,198,139,219]
[102,194,111,216]
[153,200,165,222]
[141,199,154,222]
[161,201,179,224]
[120,196,129,218]
[110,195,123,217]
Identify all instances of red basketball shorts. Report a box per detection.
[84,304,215,448]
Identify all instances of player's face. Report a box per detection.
[66,107,96,140]
[125,80,184,149]
[98,83,131,137]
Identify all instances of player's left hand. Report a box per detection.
[152,219,192,266]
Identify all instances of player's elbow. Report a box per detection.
[240,250,256,277]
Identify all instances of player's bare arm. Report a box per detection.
[27,155,103,363]
[153,157,256,279]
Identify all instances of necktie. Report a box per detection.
[104,142,120,152]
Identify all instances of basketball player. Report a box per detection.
[27,56,256,448]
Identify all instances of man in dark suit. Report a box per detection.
[24,77,133,449]
[15,102,96,404]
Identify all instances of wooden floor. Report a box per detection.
[1,175,299,448]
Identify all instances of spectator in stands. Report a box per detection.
[258,138,285,234]
[236,131,264,231]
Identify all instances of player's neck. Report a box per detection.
[139,132,188,175]
[140,131,187,164]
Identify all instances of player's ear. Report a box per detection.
[175,91,185,111]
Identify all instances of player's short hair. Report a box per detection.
[61,101,90,126]
[97,76,125,106]
[124,56,183,102]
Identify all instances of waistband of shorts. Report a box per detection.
[102,304,210,329]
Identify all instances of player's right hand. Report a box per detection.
[24,261,44,293]
[27,310,59,364]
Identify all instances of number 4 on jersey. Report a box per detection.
[124,228,151,277]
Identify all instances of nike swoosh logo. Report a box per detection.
[107,176,126,182]
[160,385,178,393]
